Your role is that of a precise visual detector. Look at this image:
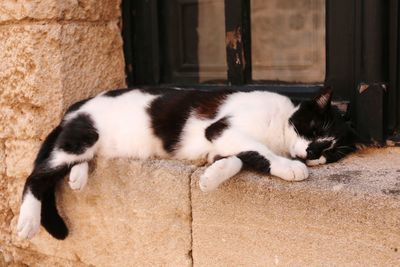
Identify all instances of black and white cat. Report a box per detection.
[17,87,359,240]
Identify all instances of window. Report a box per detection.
[122,0,324,99]
[123,0,400,142]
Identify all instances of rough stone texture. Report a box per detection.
[5,140,39,179]
[0,1,126,265]
[191,147,400,266]
[0,24,64,140]
[0,0,121,23]
[7,158,194,267]
[60,22,126,109]
[2,145,400,266]
[0,22,125,140]
[0,141,12,236]
[0,141,5,177]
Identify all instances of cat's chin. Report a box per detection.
[306,156,327,166]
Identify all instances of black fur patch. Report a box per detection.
[65,97,92,114]
[104,88,135,97]
[35,125,63,166]
[290,88,360,163]
[104,87,193,97]
[24,165,69,199]
[237,151,271,173]
[212,154,226,162]
[205,117,230,141]
[40,184,69,240]
[306,140,332,160]
[322,145,356,163]
[148,90,232,152]
[57,113,99,154]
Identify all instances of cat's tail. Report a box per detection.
[17,125,71,240]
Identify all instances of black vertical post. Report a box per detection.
[122,0,135,86]
[354,0,388,144]
[224,0,251,85]
[387,0,400,135]
[131,0,160,85]
[325,0,356,102]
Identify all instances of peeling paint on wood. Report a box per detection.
[224,0,251,85]
[226,27,245,85]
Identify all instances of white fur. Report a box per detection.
[17,190,41,239]
[270,157,308,181]
[69,162,89,190]
[216,92,303,157]
[306,156,327,166]
[174,115,213,160]
[290,138,310,159]
[50,148,96,168]
[66,91,167,160]
[316,136,335,142]
[199,156,243,192]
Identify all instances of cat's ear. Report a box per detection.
[314,86,333,110]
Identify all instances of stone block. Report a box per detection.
[60,21,126,109]
[5,139,40,179]
[0,141,5,175]
[0,0,121,23]
[191,148,400,266]
[0,22,125,140]
[1,245,88,267]
[0,24,64,139]
[11,158,195,267]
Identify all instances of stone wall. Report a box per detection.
[0,0,126,265]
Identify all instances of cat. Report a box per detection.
[16,86,360,240]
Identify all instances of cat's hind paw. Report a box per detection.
[17,213,40,239]
[199,156,242,192]
[69,162,89,191]
[17,192,41,239]
[271,158,309,181]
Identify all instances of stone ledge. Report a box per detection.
[4,148,400,266]
[192,147,400,266]
[9,159,196,266]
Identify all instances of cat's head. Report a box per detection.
[289,87,361,163]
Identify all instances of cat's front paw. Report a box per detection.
[290,139,309,159]
[199,156,242,192]
[270,158,309,181]
[69,162,89,191]
[17,193,41,239]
